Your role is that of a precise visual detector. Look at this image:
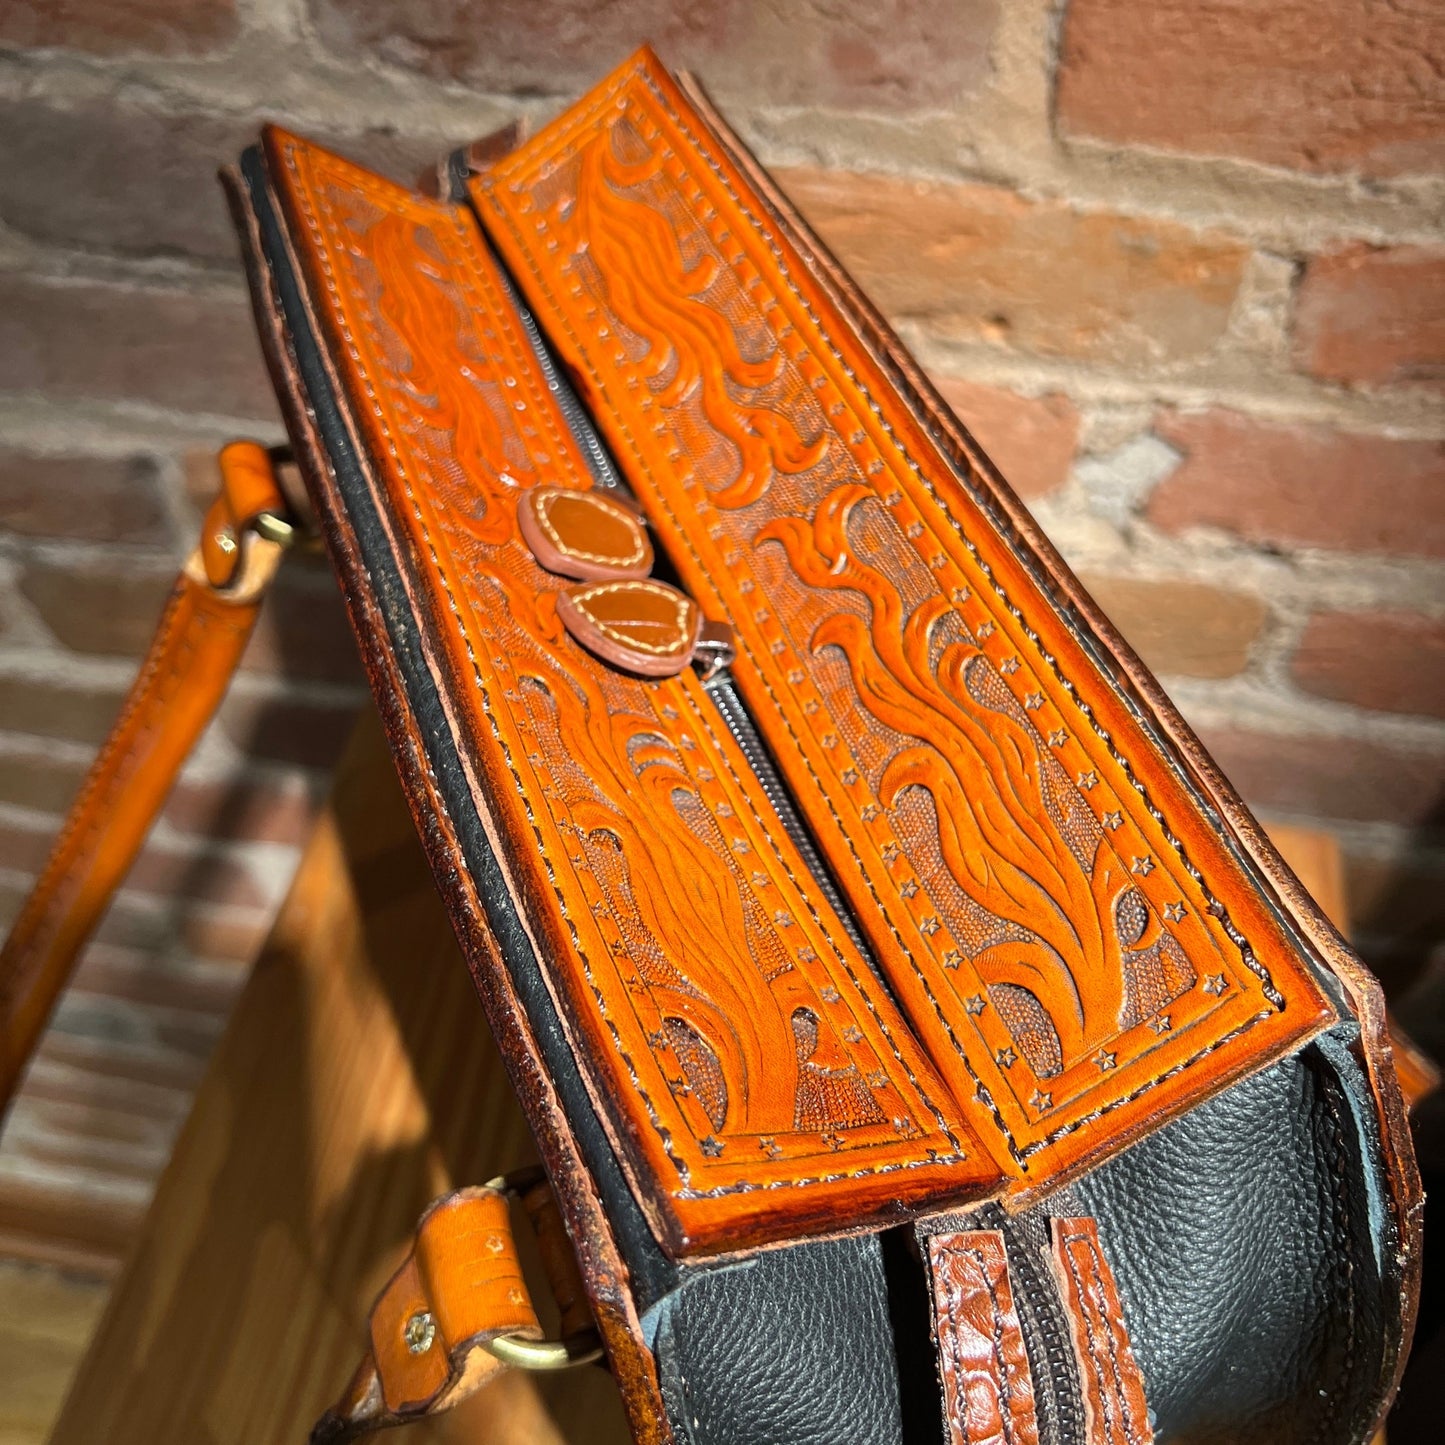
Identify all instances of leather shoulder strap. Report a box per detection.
[0,441,295,1111]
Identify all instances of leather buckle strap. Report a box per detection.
[310,1172,603,1443]
[0,440,298,1112]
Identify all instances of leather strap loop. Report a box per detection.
[923,1229,1041,1445]
[0,440,294,1112]
[310,1180,601,1443]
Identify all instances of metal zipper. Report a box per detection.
[702,673,871,963]
[493,242,881,976]
[1000,1211,1087,1445]
[491,256,626,493]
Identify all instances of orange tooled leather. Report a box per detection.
[519,485,654,580]
[263,127,998,1256]
[1050,1218,1154,1445]
[924,1230,1040,1445]
[0,442,286,1111]
[472,48,1335,1190]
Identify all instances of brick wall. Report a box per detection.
[0,0,1441,1270]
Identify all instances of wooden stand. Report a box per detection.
[44,713,630,1444]
[29,711,1364,1443]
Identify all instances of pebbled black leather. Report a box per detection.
[649,1034,1397,1445]
[651,1235,904,1445]
[1073,1032,1386,1445]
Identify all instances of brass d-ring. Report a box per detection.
[484,1330,605,1371]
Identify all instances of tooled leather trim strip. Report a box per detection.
[1049,1218,1153,1445]
[925,1230,1041,1445]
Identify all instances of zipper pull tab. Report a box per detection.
[694,620,737,684]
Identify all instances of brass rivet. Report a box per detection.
[403,1310,436,1355]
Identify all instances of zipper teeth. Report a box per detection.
[705,676,872,964]
[496,261,624,491]
[1007,1225,1085,1445]
[496,242,885,982]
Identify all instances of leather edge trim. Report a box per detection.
[1048,1217,1154,1445]
[222,152,676,1445]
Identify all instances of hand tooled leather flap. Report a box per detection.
[248,47,1357,1258]
[469,47,1338,1196]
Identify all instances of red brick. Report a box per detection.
[1293,245,1445,390]
[777,167,1247,366]
[241,571,364,686]
[312,0,997,112]
[112,842,270,911]
[931,378,1079,499]
[1291,610,1445,721]
[0,0,237,57]
[0,750,88,816]
[1057,0,1445,178]
[1149,410,1445,559]
[0,450,170,545]
[0,674,127,747]
[0,273,274,420]
[1197,725,1445,829]
[220,693,361,770]
[71,947,245,1018]
[1078,573,1267,680]
[18,560,175,659]
[0,98,451,265]
[162,774,326,847]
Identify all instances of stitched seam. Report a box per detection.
[940,1237,1024,1445]
[1060,1236,1117,1445]
[1058,1224,1147,1445]
[570,580,691,655]
[939,1252,973,1443]
[533,493,647,567]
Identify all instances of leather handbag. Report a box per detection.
[0,47,1425,1445]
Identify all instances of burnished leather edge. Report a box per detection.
[222,151,676,1444]
[674,70,1421,1411]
